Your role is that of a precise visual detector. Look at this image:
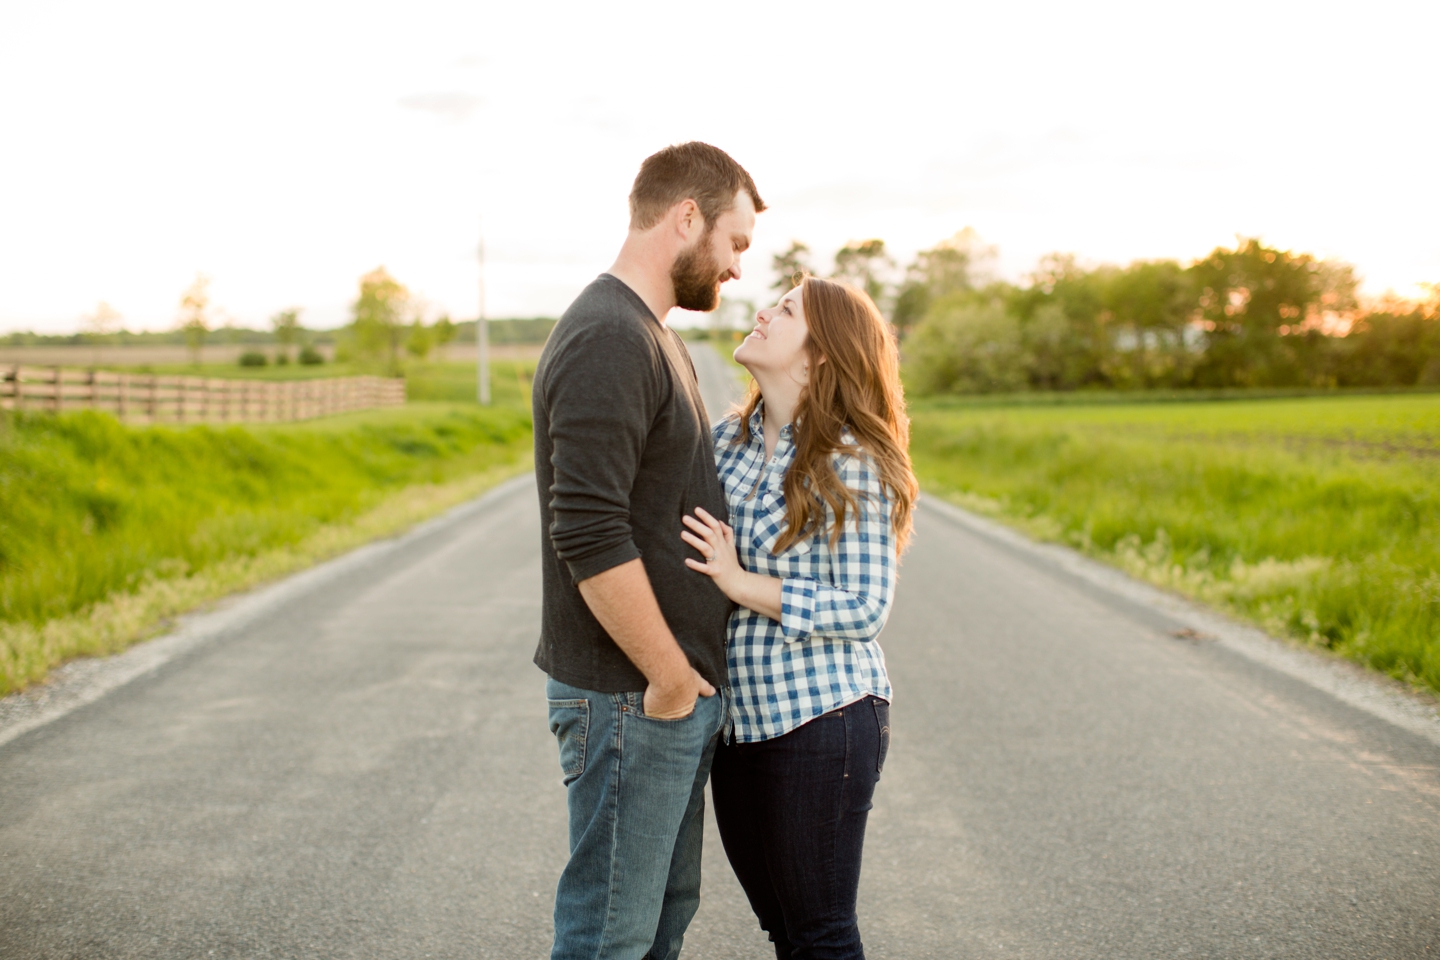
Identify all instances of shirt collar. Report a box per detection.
[747,400,795,444]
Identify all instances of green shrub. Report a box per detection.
[905,296,1028,394]
[238,350,267,367]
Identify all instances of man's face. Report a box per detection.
[671,190,757,313]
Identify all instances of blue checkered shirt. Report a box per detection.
[713,405,894,743]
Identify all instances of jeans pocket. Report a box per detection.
[872,698,890,775]
[636,698,698,723]
[547,698,589,785]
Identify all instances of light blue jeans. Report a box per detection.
[546,677,728,960]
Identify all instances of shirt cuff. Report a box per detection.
[565,542,642,585]
[779,578,816,642]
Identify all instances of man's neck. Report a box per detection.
[608,235,677,323]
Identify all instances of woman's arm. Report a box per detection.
[774,454,895,644]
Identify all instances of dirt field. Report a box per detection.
[0,343,543,369]
[0,345,333,367]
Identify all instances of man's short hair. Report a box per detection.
[629,142,766,231]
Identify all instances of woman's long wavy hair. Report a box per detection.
[736,276,918,554]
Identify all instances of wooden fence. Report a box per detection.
[0,366,406,424]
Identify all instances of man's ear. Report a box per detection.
[673,198,701,240]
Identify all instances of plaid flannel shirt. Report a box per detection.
[713,405,894,743]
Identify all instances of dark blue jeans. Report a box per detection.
[711,696,890,960]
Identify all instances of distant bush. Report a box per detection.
[298,346,324,365]
[238,351,267,367]
[274,352,290,366]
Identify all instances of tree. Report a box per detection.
[771,241,813,293]
[906,295,1028,394]
[83,302,122,365]
[1336,295,1440,387]
[1097,260,1197,387]
[1189,238,1357,386]
[271,309,302,364]
[83,301,122,341]
[432,315,457,360]
[1011,254,1109,389]
[892,229,992,339]
[351,267,409,374]
[831,239,894,311]
[177,274,211,367]
[711,297,755,344]
[405,319,434,360]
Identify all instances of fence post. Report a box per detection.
[50,366,62,413]
[5,364,16,411]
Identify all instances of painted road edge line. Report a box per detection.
[0,473,536,751]
[922,495,1440,749]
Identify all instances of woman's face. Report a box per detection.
[733,286,809,383]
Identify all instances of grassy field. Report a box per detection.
[0,382,534,695]
[906,393,1440,695]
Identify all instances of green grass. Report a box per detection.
[907,393,1440,696]
[0,400,533,694]
[400,359,536,405]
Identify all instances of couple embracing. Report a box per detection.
[533,142,918,960]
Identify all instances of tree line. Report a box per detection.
[771,233,1440,394]
[10,268,559,373]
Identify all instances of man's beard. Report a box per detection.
[671,233,726,312]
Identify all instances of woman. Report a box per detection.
[681,276,918,959]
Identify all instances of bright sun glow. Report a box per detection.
[1,0,1436,333]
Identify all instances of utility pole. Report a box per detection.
[476,219,490,405]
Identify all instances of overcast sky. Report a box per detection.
[2,0,1436,333]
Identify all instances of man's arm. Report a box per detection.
[577,559,715,719]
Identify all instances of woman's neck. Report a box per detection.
[752,370,802,460]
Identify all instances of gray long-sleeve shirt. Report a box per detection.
[532,274,733,693]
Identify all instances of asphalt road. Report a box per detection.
[2,344,1438,959]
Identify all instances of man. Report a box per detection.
[532,142,765,960]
